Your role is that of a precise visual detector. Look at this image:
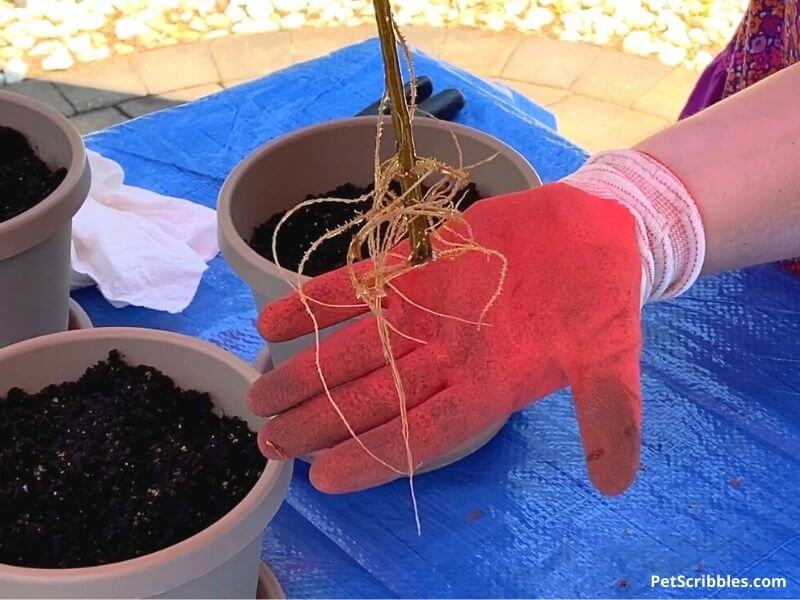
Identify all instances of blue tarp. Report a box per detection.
[77,39,800,598]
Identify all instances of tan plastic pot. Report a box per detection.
[0,90,91,349]
[218,116,541,364]
[0,328,292,599]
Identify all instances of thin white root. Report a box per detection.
[386,282,493,328]
[383,316,429,345]
[299,289,405,476]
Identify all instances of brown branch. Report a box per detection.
[372,0,433,264]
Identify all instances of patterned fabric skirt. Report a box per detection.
[680,0,800,274]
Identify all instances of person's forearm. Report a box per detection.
[635,62,800,275]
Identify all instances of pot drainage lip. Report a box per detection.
[258,561,285,599]
[68,298,93,331]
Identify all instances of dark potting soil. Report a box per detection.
[249,181,483,277]
[0,126,67,224]
[0,351,265,569]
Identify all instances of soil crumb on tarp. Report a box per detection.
[0,351,265,569]
[0,127,67,224]
[249,181,482,277]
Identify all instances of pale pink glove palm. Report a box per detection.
[248,182,645,495]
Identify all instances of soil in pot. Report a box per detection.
[0,350,265,569]
[249,181,483,277]
[0,127,67,224]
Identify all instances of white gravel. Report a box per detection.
[0,0,747,81]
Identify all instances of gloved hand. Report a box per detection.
[248,150,705,495]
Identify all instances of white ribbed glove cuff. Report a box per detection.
[562,150,705,304]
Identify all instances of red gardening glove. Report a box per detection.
[248,182,643,495]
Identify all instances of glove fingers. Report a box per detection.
[258,260,375,342]
[257,348,445,459]
[248,316,417,417]
[309,386,496,493]
[566,344,642,496]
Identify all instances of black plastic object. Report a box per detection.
[356,75,433,116]
[416,89,466,121]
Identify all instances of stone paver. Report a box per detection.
[221,77,255,88]
[502,36,601,89]
[632,67,699,121]
[2,26,692,151]
[212,31,292,83]
[549,94,669,152]
[165,83,224,102]
[118,95,177,119]
[46,57,147,112]
[290,25,375,63]
[69,107,129,135]
[496,79,572,107]
[2,79,74,116]
[131,43,219,95]
[570,48,672,107]
[437,28,521,78]
[119,84,223,118]
[398,25,448,57]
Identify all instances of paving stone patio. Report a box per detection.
[0,25,700,152]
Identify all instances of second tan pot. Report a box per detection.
[0,327,292,598]
[0,90,91,349]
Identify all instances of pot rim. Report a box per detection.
[217,115,541,293]
[67,298,93,331]
[0,327,288,589]
[0,90,90,260]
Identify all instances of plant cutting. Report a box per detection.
[245,0,696,531]
[0,328,292,599]
[220,125,537,492]
[0,90,91,348]
[235,0,548,529]
[217,74,538,503]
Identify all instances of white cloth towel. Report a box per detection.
[70,150,219,313]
